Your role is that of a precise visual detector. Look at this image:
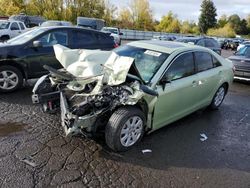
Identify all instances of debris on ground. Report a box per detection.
[142,149,152,154]
[200,133,208,142]
[21,157,37,167]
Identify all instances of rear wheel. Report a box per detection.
[210,85,226,110]
[105,107,145,152]
[0,66,23,92]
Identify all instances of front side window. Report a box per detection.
[195,52,213,72]
[114,45,169,83]
[11,22,20,30]
[37,31,68,47]
[165,52,195,81]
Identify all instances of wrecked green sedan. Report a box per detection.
[32,40,234,151]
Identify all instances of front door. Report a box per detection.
[9,22,21,38]
[26,30,69,77]
[153,52,200,130]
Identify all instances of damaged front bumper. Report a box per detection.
[60,92,99,137]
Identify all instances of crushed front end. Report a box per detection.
[32,44,154,136]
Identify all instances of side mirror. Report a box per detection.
[119,33,123,36]
[160,75,171,85]
[33,40,42,48]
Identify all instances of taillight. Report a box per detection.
[114,43,119,48]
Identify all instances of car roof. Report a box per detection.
[39,26,103,33]
[127,40,205,54]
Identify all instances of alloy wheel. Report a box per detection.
[214,87,225,107]
[120,116,143,147]
[0,70,19,90]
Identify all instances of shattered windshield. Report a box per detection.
[114,45,169,83]
[0,21,10,30]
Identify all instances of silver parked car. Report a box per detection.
[228,45,250,80]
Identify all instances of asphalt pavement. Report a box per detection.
[0,48,249,187]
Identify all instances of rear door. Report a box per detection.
[194,51,223,106]
[153,52,200,130]
[9,22,21,38]
[18,22,26,34]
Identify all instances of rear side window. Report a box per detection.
[195,52,213,72]
[10,22,19,30]
[166,52,195,81]
[96,33,113,44]
[72,30,96,45]
[19,22,25,30]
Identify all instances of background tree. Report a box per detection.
[130,0,154,30]
[156,11,181,33]
[198,0,217,33]
[0,0,26,16]
[217,14,227,28]
[117,8,133,29]
[207,23,235,38]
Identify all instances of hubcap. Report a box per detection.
[120,116,143,147]
[214,87,225,106]
[0,70,19,90]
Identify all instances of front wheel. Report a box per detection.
[210,85,226,110]
[105,107,145,152]
[0,66,23,92]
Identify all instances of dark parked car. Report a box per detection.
[176,37,221,55]
[40,20,73,27]
[0,26,116,92]
[228,45,250,80]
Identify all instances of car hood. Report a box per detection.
[53,44,134,87]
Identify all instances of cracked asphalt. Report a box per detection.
[0,50,250,187]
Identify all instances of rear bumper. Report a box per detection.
[234,70,250,80]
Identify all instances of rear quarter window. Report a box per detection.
[72,30,97,45]
[96,33,113,44]
[195,52,214,72]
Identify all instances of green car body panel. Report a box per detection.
[128,41,234,132]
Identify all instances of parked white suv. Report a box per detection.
[101,27,123,45]
[0,20,28,41]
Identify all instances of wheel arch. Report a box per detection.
[0,60,27,79]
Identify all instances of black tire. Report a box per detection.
[210,85,227,110]
[0,65,23,93]
[105,106,146,152]
[0,36,10,42]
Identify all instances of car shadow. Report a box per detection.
[98,106,250,173]
[0,86,34,105]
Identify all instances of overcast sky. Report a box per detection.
[110,0,250,22]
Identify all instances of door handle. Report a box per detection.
[192,80,197,87]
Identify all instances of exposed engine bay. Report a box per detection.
[32,44,158,136]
